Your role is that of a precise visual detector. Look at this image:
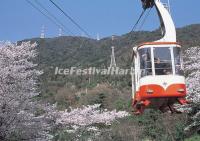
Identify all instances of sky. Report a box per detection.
[0,0,199,42]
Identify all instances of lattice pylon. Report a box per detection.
[58,28,62,37]
[40,25,45,39]
[109,46,117,68]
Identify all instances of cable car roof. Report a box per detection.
[137,42,181,49]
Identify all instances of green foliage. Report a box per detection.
[174,122,186,141]
[186,103,200,135]
[8,132,24,141]
[43,92,54,99]
[94,93,107,109]
[127,110,187,141]
[136,110,165,140]
[185,134,200,141]
[115,98,127,110]
[56,100,69,110]
[53,127,99,141]
[34,108,46,116]
[53,130,74,141]
[18,24,200,140]
[87,82,97,89]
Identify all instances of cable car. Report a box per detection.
[131,0,188,114]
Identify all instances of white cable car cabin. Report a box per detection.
[132,0,188,114]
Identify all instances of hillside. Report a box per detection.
[17,24,200,140]
[18,24,200,106]
[26,24,200,67]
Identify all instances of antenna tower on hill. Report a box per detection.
[40,25,45,38]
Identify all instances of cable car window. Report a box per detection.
[139,48,152,77]
[173,47,184,75]
[154,47,172,75]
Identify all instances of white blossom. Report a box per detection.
[56,104,130,127]
[183,47,200,103]
[0,41,52,140]
[182,46,200,133]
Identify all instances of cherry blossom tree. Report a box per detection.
[0,41,130,141]
[55,104,130,140]
[183,46,200,133]
[56,104,130,126]
[184,47,200,103]
[0,41,54,140]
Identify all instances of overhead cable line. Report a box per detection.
[26,0,88,50]
[34,0,74,35]
[138,7,153,31]
[131,10,146,32]
[49,0,91,38]
[25,0,69,35]
[129,7,153,45]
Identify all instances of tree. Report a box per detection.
[55,104,130,140]
[56,104,129,126]
[183,46,200,134]
[0,41,53,140]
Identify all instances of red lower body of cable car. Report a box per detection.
[132,81,188,114]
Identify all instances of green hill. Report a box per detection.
[17,24,200,140]
[18,24,200,107]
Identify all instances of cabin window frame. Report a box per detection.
[138,47,152,78]
[172,46,184,75]
[153,47,173,76]
[138,46,183,78]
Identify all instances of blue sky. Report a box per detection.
[0,0,199,41]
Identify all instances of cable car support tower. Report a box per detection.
[109,36,117,70]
